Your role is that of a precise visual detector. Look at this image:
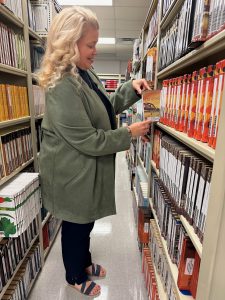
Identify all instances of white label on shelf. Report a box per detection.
[185,258,195,275]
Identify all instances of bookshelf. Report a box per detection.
[131,0,225,299]
[0,0,61,298]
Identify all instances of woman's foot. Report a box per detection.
[69,280,101,297]
[86,263,106,277]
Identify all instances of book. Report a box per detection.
[142,89,161,122]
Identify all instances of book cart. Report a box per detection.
[0,1,61,298]
[129,0,225,299]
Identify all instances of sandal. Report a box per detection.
[86,263,106,278]
[69,280,101,297]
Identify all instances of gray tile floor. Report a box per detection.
[29,152,148,300]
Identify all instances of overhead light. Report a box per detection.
[98,38,115,44]
[58,0,112,5]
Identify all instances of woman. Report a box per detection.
[38,6,151,297]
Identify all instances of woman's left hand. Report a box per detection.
[132,78,151,95]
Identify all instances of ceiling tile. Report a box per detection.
[116,20,143,31]
[115,6,147,21]
[114,0,149,7]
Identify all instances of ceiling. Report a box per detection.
[62,0,149,61]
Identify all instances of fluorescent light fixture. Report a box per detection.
[58,0,112,5]
[98,37,115,44]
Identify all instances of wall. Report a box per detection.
[93,60,128,75]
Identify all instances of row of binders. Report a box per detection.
[159,0,195,70]
[0,0,23,20]
[158,135,212,242]
[144,3,159,54]
[159,0,225,70]
[160,58,225,149]
[0,127,33,179]
[0,217,39,292]
[0,22,26,71]
[0,84,29,122]
[1,242,41,299]
[149,219,179,300]
[150,207,200,298]
[0,173,40,237]
[27,0,62,34]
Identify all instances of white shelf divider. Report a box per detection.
[0,116,31,129]
[137,154,148,181]
[0,63,27,76]
[151,160,160,177]
[157,123,215,162]
[152,263,168,300]
[180,216,202,257]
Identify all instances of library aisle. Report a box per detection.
[29,152,148,300]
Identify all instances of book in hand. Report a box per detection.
[142,89,161,122]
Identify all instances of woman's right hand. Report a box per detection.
[128,120,151,137]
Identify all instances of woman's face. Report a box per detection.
[77,25,99,70]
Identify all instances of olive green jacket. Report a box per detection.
[39,69,140,223]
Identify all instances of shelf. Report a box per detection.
[35,114,44,120]
[0,63,27,76]
[143,0,158,30]
[149,198,194,300]
[44,222,62,260]
[137,154,148,181]
[180,216,202,258]
[0,4,24,28]
[0,117,31,129]
[133,187,139,207]
[157,123,215,162]
[160,0,184,30]
[0,158,34,187]
[151,160,160,177]
[0,233,39,298]
[157,29,225,79]
[42,212,51,228]
[28,27,44,43]
[152,262,168,300]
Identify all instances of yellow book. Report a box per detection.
[1,84,9,121]
[0,85,4,121]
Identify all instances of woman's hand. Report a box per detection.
[128,120,151,137]
[132,78,150,95]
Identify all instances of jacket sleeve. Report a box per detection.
[109,80,141,115]
[45,79,131,157]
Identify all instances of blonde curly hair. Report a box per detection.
[38,6,99,88]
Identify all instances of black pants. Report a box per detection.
[61,220,95,285]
